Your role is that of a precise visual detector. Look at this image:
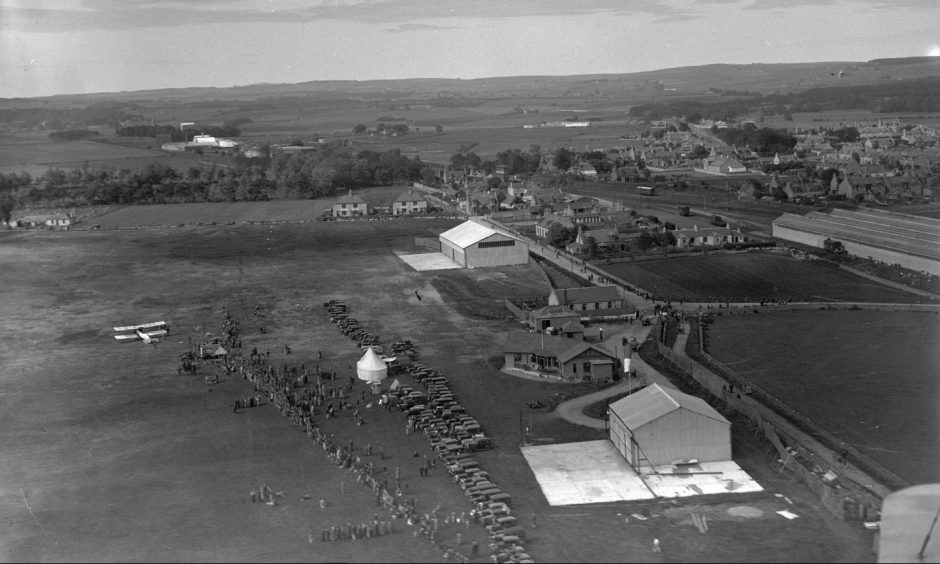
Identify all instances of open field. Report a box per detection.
[83,185,447,228]
[0,132,206,177]
[596,252,934,304]
[704,309,940,486]
[1,217,877,562]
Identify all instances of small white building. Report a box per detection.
[439,220,529,269]
[608,383,731,471]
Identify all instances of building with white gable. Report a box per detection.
[438,220,529,269]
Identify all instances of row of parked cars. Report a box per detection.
[324,299,531,563]
[401,364,491,453]
[324,299,418,361]
[399,364,531,563]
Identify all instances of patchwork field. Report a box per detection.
[0,218,876,563]
[597,252,933,304]
[0,133,204,177]
[704,310,940,486]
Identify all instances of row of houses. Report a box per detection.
[332,189,430,217]
[7,213,72,229]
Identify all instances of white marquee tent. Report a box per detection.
[356,347,387,383]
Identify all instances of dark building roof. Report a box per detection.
[550,286,621,305]
[503,332,616,363]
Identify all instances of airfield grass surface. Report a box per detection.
[0,218,875,562]
[704,309,940,486]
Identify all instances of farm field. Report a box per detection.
[704,310,940,486]
[596,252,934,304]
[86,186,447,228]
[0,219,876,563]
[0,132,204,177]
[90,200,332,228]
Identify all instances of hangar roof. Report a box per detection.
[609,383,730,430]
[440,220,503,249]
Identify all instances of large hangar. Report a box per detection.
[439,220,529,269]
[608,384,732,471]
[772,208,940,275]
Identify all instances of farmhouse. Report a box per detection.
[548,286,623,311]
[9,213,72,229]
[772,208,940,275]
[608,383,732,471]
[673,225,749,249]
[438,220,529,269]
[502,331,618,383]
[332,190,369,217]
[392,189,429,215]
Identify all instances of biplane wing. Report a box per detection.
[113,320,167,333]
[114,329,168,343]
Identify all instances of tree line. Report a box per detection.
[629,76,940,123]
[0,146,430,211]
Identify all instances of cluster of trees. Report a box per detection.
[352,123,410,136]
[447,146,619,178]
[48,129,100,141]
[0,172,31,223]
[115,124,183,140]
[628,100,741,123]
[712,124,797,156]
[637,231,676,251]
[770,76,940,113]
[494,148,542,175]
[266,148,424,199]
[0,146,429,210]
[0,101,142,130]
[115,124,241,140]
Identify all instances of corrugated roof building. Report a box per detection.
[439,220,529,269]
[772,208,940,275]
[608,383,731,471]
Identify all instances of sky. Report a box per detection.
[1,0,939,99]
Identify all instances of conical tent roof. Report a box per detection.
[356,346,387,383]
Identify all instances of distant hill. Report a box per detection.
[0,56,936,107]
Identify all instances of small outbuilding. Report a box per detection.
[439,220,529,269]
[608,383,731,471]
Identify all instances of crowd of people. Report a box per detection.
[198,305,497,562]
[314,517,396,542]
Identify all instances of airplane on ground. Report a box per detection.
[114,321,169,344]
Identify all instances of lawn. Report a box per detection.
[703,309,940,486]
[0,219,876,563]
[596,251,933,304]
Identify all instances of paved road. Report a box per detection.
[552,323,687,429]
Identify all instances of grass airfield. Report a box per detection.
[1,220,877,562]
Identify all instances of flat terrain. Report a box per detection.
[0,132,205,177]
[704,310,940,485]
[1,217,877,562]
[596,252,933,304]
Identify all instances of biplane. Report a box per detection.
[113,321,169,344]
